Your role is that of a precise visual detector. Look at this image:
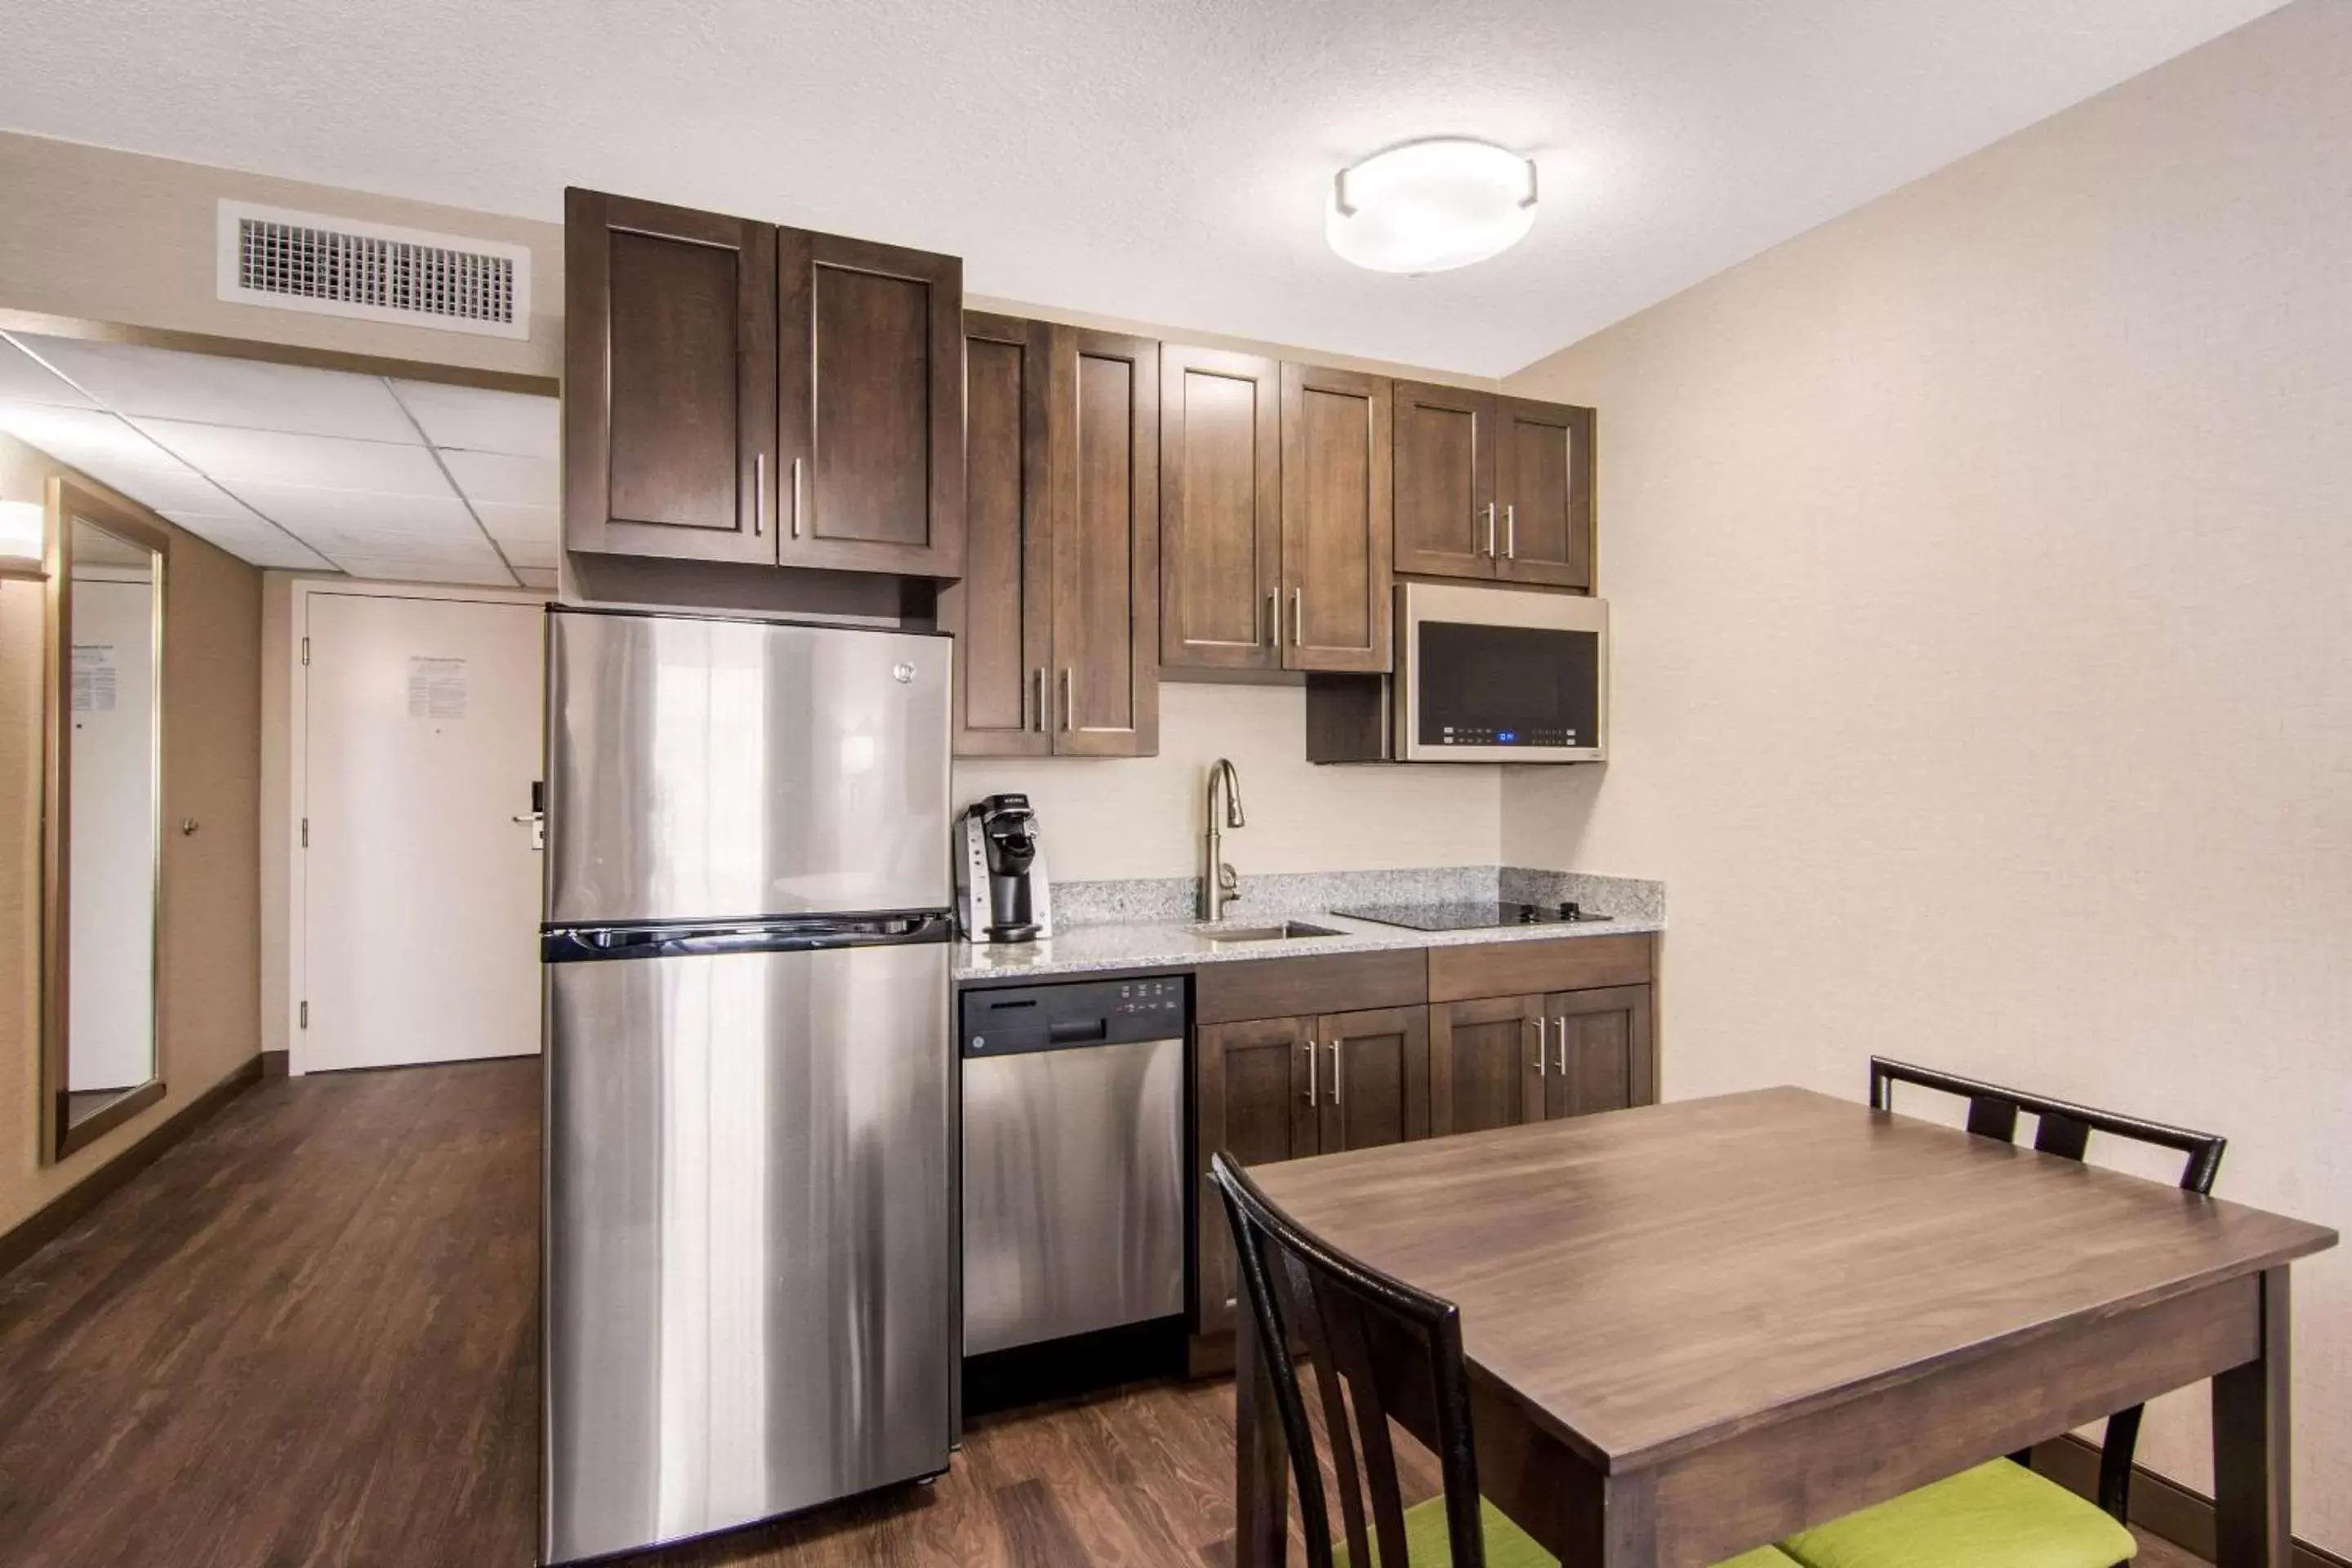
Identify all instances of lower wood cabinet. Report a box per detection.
[1428,983,1655,1134]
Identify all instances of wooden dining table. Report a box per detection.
[1233,1087,2336,1568]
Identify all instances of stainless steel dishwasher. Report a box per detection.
[960,978,1187,1355]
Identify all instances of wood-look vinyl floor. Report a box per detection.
[0,1059,2209,1568]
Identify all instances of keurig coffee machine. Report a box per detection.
[956,794,1053,942]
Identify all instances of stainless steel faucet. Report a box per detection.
[1202,759,1246,922]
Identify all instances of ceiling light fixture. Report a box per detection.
[1327,138,1539,274]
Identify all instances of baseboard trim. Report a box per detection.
[2035,1433,2349,1568]
[260,1049,288,1077]
[0,1055,264,1281]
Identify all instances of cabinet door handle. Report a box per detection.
[1060,667,1076,732]
[1264,590,1277,647]
[1534,1015,1548,1075]
[1330,1040,1343,1104]
[1554,1017,1567,1075]
[1305,1040,1318,1107]
[1504,504,1516,559]
[790,457,804,539]
[1290,588,1303,647]
[753,453,766,537]
[1483,502,1497,558]
[1031,668,1046,733]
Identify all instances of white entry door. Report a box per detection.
[300,590,543,1072]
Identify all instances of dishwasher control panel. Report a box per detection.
[961,976,1186,1057]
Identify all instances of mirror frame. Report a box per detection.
[42,476,170,1161]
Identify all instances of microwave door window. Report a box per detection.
[1417,621,1598,748]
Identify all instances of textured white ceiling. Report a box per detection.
[0,1,2287,376]
[0,335,558,586]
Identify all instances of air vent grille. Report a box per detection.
[216,201,532,341]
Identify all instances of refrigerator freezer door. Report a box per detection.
[546,608,951,926]
[543,939,953,1564]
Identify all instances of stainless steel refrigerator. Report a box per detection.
[540,605,955,1566]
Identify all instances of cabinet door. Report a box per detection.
[1196,1016,1316,1335]
[1428,994,1544,1136]
[1495,397,1593,590]
[1049,328,1160,757]
[1392,380,1496,581]
[1315,1006,1428,1153]
[1160,345,1281,670]
[776,229,964,576]
[1281,365,1392,673]
[1538,986,1655,1120]
[942,314,1051,757]
[564,189,777,563]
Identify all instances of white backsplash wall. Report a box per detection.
[953,681,1502,882]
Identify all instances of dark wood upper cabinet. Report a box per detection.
[1392,379,1495,581]
[1160,346,1281,671]
[1050,328,1160,756]
[1393,381,1595,590]
[564,189,777,564]
[1315,1005,1428,1152]
[776,229,964,577]
[1280,365,1392,672]
[1496,397,1593,590]
[941,314,1051,756]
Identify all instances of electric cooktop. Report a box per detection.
[1331,901,1611,933]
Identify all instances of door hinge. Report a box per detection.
[301,635,311,666]
[300,1000,310,1029]
[300,817,310,849]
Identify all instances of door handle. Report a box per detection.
[1483,503,1497,558]
[1031,668,1046,733]
[1534,1015,1548,1075]
[1330,1040,1342,1104]
[1290,589,1303,647]
[1060,667,1076,732]
[1554,1017,1567,1075]
[790,457,804,539]
[1504,504,1516,559]
[1264,590,1276,647]
[1305,1040,1318,1107]
[754,453,766,537]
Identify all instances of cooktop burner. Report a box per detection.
[1331,901,1610,933]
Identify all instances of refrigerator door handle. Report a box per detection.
[542,911,956,963]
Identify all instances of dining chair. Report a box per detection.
[1775,1057,2228,1568]
[1209,1150,1801,1568]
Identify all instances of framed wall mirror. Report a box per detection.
[42,477,169,1160]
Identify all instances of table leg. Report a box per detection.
[2212,1265,2292,1568]
[1235,1298,1289,1568]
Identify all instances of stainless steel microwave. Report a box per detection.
[1305,582,1608,764]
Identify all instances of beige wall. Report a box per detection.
[1500,1,2349,1546]
[956,681,1501,883]
[0,431,261,1236]
[0,129,563,382]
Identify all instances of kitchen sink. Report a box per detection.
[1190,920,1344,945]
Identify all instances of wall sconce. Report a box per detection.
[0,499,48,580]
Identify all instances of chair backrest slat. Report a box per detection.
[1869,1056,2225,1194]
[1211,1150,1487,1568]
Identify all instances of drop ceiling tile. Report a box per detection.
[332,557,514,587]
[512,567,558,590]
[223,480,479,540]
[391,380,558,458]
[23,336,416,442]
[131,421,452,495]
[470,501,559,546]
[88,464,243,518]
[499,538,558,568]
[440,448,556,507]
[158,511,336,571]
[0,338,96,408]
[0,400,173,470]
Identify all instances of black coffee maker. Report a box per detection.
[955,794,1054,942]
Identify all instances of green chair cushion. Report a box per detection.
[1336,1494,1804,1568]
[1780,1459,2136,1568]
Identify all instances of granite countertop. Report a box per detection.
[952,866,1664,982]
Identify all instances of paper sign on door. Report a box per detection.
[72,645,118,713]
[407,657,468,719]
